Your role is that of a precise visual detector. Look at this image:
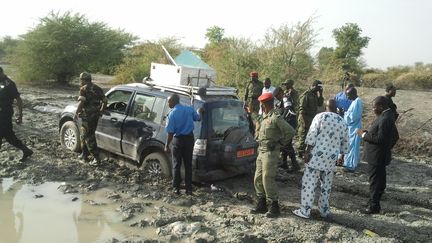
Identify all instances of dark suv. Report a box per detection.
[59,83,258,181]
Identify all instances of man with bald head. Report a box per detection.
[165,94,202,196]
[293,99,349,219]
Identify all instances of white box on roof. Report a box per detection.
[148,48,216,88]
[150,63,216,87]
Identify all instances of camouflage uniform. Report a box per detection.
[254,109,295,201]
[297,89,324,156]
[78,82,106,159]
[245,80,264,118]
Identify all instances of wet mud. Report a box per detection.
[0,84,431,242]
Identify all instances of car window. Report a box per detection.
[209,101,249,138]
[106,90,132,114]
[152,97,166,124]
[131,93,157,122]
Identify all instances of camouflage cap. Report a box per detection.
[283,79,294,86]
[80,72,92,81]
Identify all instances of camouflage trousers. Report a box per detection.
[254,148,280,201]
[80,115,99,157]
[297,116,313,156]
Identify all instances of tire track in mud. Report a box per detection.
[2,86,432,242]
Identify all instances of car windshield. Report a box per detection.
[208,100,249,138]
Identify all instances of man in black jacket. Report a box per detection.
[0,67,33,161]
[356,96,399,214]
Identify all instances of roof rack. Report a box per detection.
[144,80,238,97]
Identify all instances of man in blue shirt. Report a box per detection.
[165,94,201,195]
[334,83,354,117]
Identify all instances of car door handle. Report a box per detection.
[110,118,118,122]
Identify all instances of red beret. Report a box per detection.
[250,71,258,78]
[258,92,273,102]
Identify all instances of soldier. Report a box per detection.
[251,92,295,218]
[74,72,107,165]
[244,71,263,121]
[297,80,324,157]
[0,67,33,161]
[279,79,300,171]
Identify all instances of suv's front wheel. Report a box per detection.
[60,121,81,152]
[142,152,171,178]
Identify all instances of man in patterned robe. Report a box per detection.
[292,99,349,219]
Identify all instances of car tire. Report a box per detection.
[142,152,171,178]
[60,121,81,152]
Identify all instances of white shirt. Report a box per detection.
[259,86,276,114]
[262,86,276,94]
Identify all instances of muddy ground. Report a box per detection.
[0,81,431,243]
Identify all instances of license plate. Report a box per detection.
[237,148,255,158]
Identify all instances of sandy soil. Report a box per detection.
[0,83,431,242]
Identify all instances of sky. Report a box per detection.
[1,0,432,69]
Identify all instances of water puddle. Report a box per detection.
[33,105,62,114]
[0,178,157,243]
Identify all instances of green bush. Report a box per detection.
[113,38,182,84]
[11,11,135,84]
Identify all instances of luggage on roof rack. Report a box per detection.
[144,80,238,97]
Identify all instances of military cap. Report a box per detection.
[80,72,92,81]
[250,71,258,78]
[258,92,273,102]
[312,79,323,87]
[283,79,294,86]
[385,83,396,92]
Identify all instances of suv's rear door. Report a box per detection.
[96,89,133,154]
[121,92,166,160]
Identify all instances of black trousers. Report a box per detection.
[0,114,25,150]
[368,163,387,209]
[172,134,194,191]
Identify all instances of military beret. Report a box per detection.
[250,71,258,78]
[258,92,273,102]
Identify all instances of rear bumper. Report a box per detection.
[193,146,257,179]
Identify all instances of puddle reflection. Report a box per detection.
[0,179,150,243]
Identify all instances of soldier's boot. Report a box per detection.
[78,146,90,162]
[288,155,300,172]
[20,146,33,162]
[78,153,90,162]
[265,201,281,218]
[89,154,102,166]
[250,197,267,214]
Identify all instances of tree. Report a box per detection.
[332,23,370,73]
[0,36,19,62]
[12,11,135,83]
[317,47,334,67]
[203,37,260,95]
[114,37,182,84]
[205,26,225,45]
[259,17,317,85]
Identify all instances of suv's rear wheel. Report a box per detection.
[142,152,171,178]
[60,121,81,152]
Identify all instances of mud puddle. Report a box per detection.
[0,178,158,243]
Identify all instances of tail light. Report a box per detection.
[193,139,207,156]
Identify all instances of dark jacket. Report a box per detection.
[363,109,399,166]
